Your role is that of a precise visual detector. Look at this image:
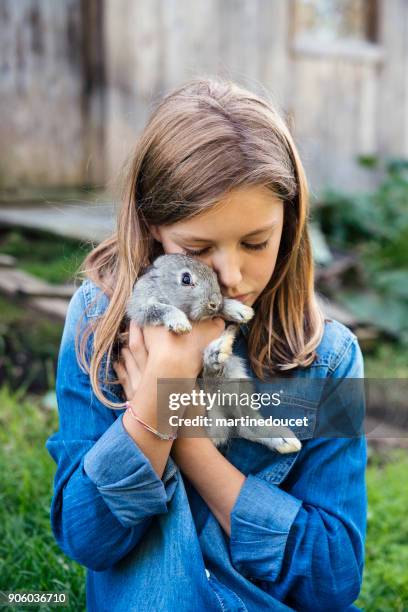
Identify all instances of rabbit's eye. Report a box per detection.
[181,272,193,286]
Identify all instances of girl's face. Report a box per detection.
[149,185,284,306]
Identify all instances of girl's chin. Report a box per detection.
[244,294,258,306]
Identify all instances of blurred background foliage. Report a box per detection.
[313,156,408,346]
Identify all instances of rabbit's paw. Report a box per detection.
[164,310,192,334]
[203,326,236,372]
[272,436,302,454]
[222,299,254,323]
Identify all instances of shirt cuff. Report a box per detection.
[230,474,302,581]
[84,413,178,528]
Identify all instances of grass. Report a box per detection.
[0,228,91,284]
[0,387,86,611]
[357,449,408,611]
[0,386,407,611]
[364,342,408,378]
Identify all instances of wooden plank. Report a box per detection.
[0,267,75,299]
[0,254,17,268]
[0,201,115,242]
[366,417,408,449]
[0,268,50,297]
[29,297,69,321]
[17,285,76,299]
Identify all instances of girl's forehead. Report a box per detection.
[168,185,283,236]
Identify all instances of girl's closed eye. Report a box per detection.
[183,240,270,256]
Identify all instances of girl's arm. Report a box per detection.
[172,337,367,611]
[171,437,245,536]
[46,286,180,572]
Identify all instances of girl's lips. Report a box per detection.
[232,293,251,302]
[223,292,253,303]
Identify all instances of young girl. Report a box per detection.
[46,77,367,612]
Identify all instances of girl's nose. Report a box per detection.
[211,251,243,290]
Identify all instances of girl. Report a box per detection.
[46,77,367,611]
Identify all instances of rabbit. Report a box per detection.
[126,253,301,454]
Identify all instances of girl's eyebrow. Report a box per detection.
[172,221,279,243]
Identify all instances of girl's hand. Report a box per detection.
[113,317,226,399]
[113,321,148,401]
[142,317,226,378]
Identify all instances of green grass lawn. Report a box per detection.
[0,388,86,611]
[0,386,407,611]
[357,449,408,611]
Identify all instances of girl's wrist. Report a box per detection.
[129,360,198,424]
[146,354,199,380]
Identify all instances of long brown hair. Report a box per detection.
[76,76,325,408]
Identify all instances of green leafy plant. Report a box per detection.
[313,158,408,343]
[0,296,63,393]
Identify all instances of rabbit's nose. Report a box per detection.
[208,293,221,312]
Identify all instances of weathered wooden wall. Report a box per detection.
[286,0,408,193]
[1,0,408,194]
[103,0,408,194]
[103,0,298,186]
[0,0,104,189]
[0,0,84,187]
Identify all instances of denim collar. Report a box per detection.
[239,322,250,339]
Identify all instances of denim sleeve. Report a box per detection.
[45,285,179,572]
[229,337,367,611]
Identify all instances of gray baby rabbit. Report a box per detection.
[126,253,301,454]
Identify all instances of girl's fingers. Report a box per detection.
[113,360,134,401]
[121,347,142,387]
[112,361,123,381]
[128,320,148,370]
[114,322,149,401]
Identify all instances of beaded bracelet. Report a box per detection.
[125,401,177,441]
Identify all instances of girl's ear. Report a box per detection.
[148,225,162,243]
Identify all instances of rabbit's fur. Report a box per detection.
[127,254,301,454]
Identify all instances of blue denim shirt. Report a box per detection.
[46,280,367,611]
